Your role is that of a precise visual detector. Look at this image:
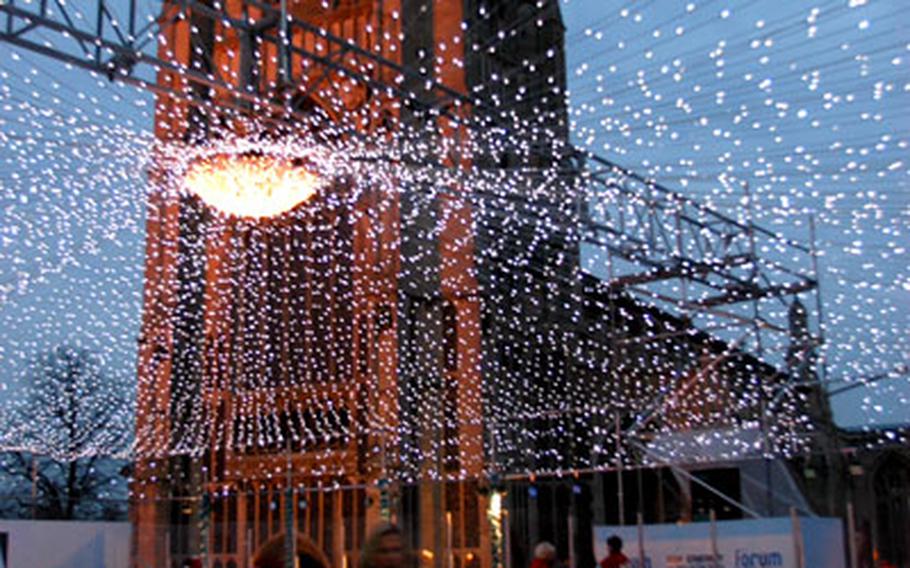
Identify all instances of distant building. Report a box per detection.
[811,426,909,568]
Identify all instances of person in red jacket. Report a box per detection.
[529,541,557,568]
[599,535,629,568]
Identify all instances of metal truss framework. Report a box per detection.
[0,0,819,361]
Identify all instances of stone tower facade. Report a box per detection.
[132,1,569,567]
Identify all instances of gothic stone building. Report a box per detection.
[132,1,570,567]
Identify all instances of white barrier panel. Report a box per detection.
[593,517,844,568]
[0,520,130,568]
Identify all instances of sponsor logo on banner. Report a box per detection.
[665,553,724,568]
[734,549,784,567]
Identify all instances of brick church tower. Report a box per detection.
[132,2,569,567]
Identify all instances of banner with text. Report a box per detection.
[593,517,844,568]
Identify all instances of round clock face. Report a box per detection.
[184,153,320,219]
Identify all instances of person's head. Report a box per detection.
[534,541,556,561]
[361,523,405,568]
[606,535,623,554]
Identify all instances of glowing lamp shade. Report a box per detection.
[184,153,319,218]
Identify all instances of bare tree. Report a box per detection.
[0,345,131,520]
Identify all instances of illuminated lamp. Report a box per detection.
[184,152,321,219]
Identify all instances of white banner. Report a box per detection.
[593,517,844,568]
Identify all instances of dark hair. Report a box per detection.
[607,535,623,553]
[360,523,403,568]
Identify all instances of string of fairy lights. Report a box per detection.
[0,0,905,490]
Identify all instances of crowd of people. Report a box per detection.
[527,535,629,568]
[186,521,628,568]
[188,523,630,568]
[358,524,630,568]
